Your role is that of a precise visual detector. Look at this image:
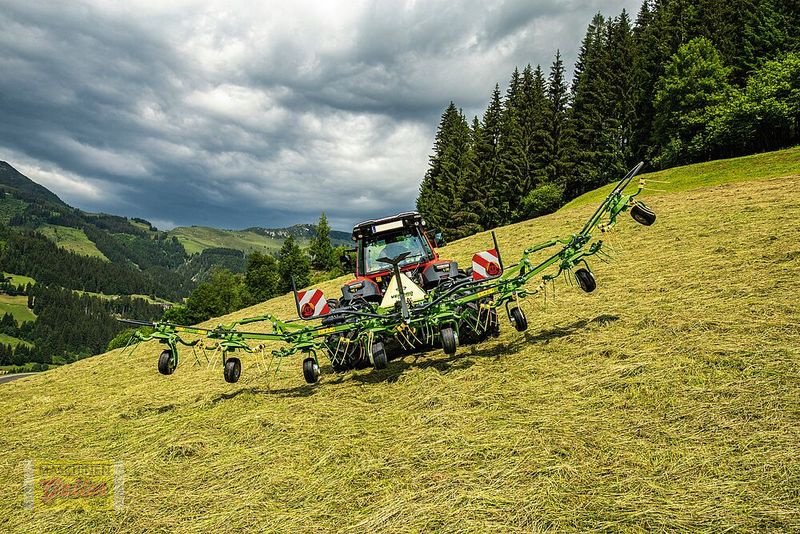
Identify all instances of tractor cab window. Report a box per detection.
[361,229,431,274]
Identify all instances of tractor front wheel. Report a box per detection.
[223,357,241,383]
[441,326,458,355]
[575,268,597,293]
[509,307,528,332]
[158,350,175,375]
[630,201,656,226]
[371,342,388,370]
[303,357,320,384]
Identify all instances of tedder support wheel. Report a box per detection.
[223,357,241,383]
[509,307,528,332]
[630,201,656,226]
[575,268,597,293]
[440,326,458,355]
[371,341,388,370]
[158,349,175,375]
[303,357,320,384]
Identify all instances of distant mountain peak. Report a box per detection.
[0,161,67,206]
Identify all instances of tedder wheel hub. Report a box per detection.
[370,342,388,370]
[630,201,656,226]
[440,326,458,355]
[223,357,241,383]
[574,268,597,293]
[509,307,528,332]
[303,357,321,384]
[158,350,175,375]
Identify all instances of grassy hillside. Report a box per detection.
[2,272,35,287]
[1,151,799,531]
[0,333,31,348]
[169,226,285,255]
[0,294,35,323]
[169,225,351,255]
[563,145,800,209]
[37,224,109,260]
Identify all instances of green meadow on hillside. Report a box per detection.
[168,226,294,255]
[0,149,798,532]
[37,224,109,260]
[0,294,35,324]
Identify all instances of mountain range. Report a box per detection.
[0,161,350,298]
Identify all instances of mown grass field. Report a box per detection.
[0,294,35,324]
[1,149,799,531]
[37,224,109,261]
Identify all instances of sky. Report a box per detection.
[0,0,641,231]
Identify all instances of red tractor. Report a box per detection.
[322,211,500,371]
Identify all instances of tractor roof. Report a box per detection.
[352,211,424,241]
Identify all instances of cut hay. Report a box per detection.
[1,169,799,531]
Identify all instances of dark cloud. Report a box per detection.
[0,0,641,231]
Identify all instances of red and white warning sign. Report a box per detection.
[296,288,330,319]
[472,249,502,280]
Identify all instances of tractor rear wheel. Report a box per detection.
[509,307,528,332]
[158,350,175,375]
[440,326,458,355]
[630,201,656,226]
[371,342,388,370]
[223,357,241,383]
[575,268,597,293]
[303,357,320,384]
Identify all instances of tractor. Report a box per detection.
[319,211,500,372]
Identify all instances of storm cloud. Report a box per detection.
[0,0,641,230]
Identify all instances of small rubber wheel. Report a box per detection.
[575,268,597,293]
[371,342,388,370]
[303,357,320,384]
[223,357,241,383]
[509,307,528,332]
[158,349,175,375]
[630,201,656,226]
[440,326,458,355]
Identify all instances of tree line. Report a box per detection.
[418,0,800,240]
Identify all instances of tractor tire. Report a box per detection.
[370,341,388,370]
[158,350,175,375]
[575,268,597,293]
[303,357,320,384]
[630,201,656,226]
[509,307,528,332]
[223,357,241,383]
[440,326,458,355]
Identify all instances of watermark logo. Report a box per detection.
[23,460,124,511]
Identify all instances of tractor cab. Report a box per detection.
[339,212,458,305]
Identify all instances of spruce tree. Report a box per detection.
[498,70,528,222]
[417,102,463,236]
[448,113,482,239]
[474,86,504,230]
[542,51,574,189]
[309,213,337,271]
[631,0,663,161]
